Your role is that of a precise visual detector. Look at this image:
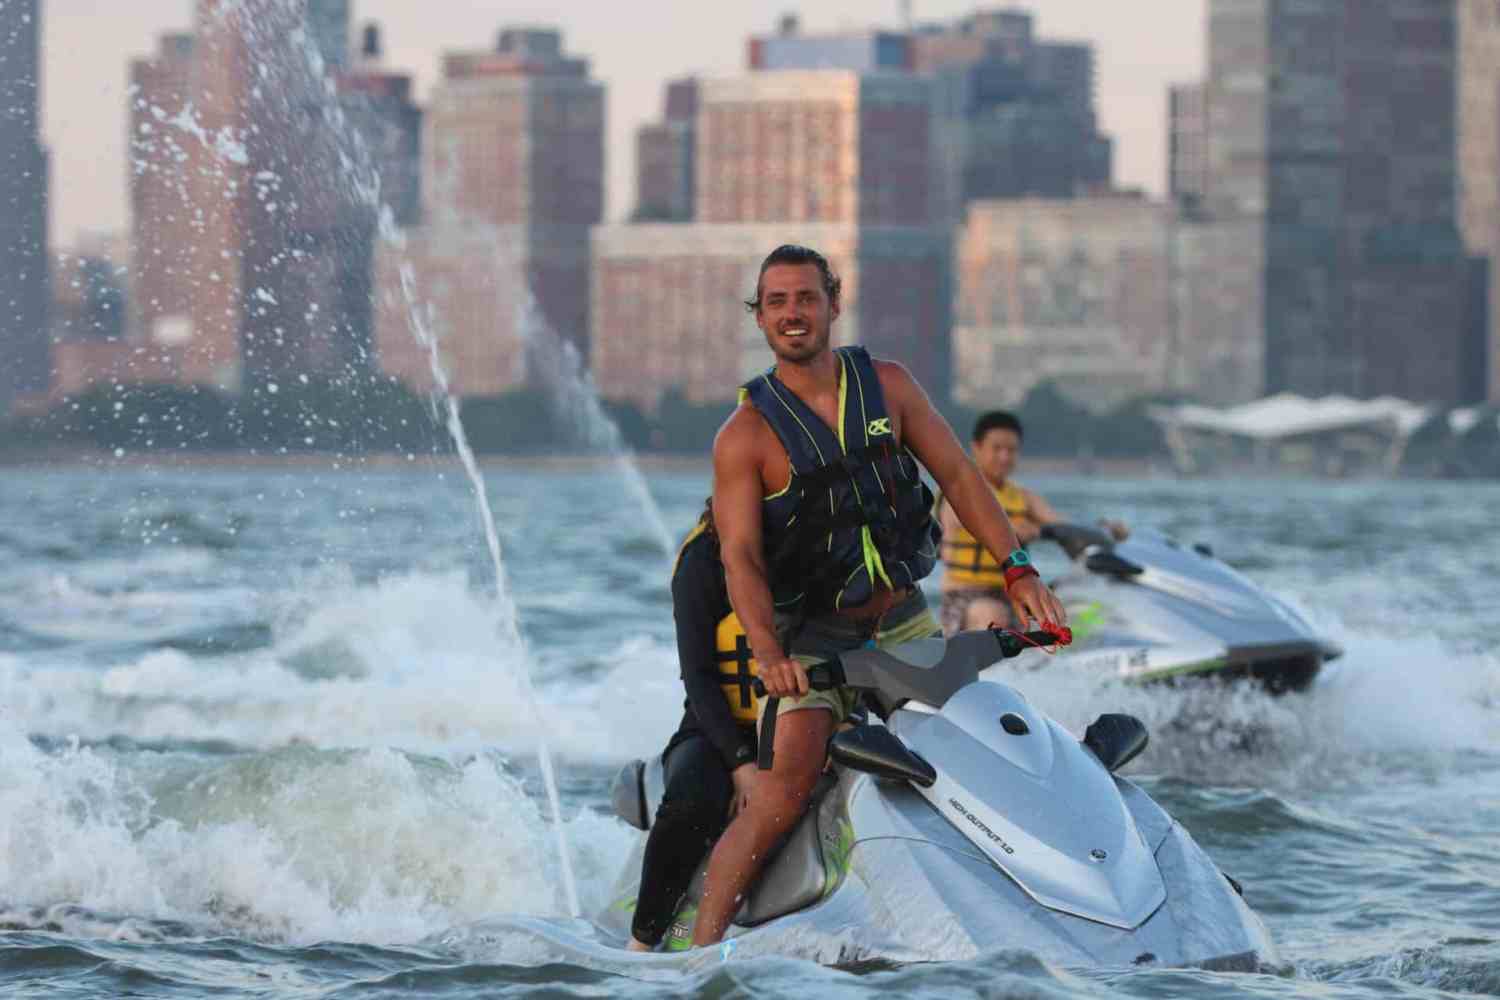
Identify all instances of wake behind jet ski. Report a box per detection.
[594,627,1276,970]
[997,523,1343,693]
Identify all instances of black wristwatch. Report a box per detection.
[731,742,756,768]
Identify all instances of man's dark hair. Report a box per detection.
[743,244,842,312]
[973,410,1024,443]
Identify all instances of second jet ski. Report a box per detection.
[999,523,1342,693]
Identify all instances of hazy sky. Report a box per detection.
[38,0,1204,247]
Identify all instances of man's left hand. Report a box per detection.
[1008,574,1068,631]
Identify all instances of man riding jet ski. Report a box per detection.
[689,243,1067,949]
[997,523,1343,693]
[601,626,1276,969]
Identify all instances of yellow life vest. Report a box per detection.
[715,611,760,723]
[940,481,1030,589]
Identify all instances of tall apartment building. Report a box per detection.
[695,72,932,226]
[51,30,202,402]
[739,12,1113,222]
[1167,82,1208,210]
[953,197,1266,410]
[1203,0,1484,403]
[953,198,1173,410]
[633,79,698,221]
[375,26,604,398]
[913,10,1113,223]
[0,0,50,415]
[69,0,395,402]
[129,33,198,353]
[1458,0,1500,400]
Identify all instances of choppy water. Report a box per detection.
[2,462,1498,998]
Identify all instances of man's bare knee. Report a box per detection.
[742,773,817,838]
[742,707,833,834]
[964,598,1010,630]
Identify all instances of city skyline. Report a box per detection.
[37,0,1203,247]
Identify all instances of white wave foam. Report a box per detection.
[0,718,637,945]
[4,570,683,762]
[1004,620,1500,789]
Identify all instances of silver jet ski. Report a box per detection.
[1006,524,1343,692]
[600,629,1276,969]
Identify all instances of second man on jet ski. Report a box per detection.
[692,244,1067,947]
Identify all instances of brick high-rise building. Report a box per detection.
[49,30,202,404]
[1168,82,1208,210]
[338,24,421,228]
[633,78,697,221]
[1458,0,1500,400]
[1204,0,1482,403]
[426,29,602,229]
[953,197,1175,411]
[375,26,603,397]
[57,2,409,404]
[696,71,932,225]
[0,0,50,415]
[951,197,1266,410]
[129,33,198,353]
[182,0,378,387]
[745,11,1114,223]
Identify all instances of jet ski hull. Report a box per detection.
[596,748,1276,969]
[988,528,1342,694]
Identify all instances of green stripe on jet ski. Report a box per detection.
[1067,602,1107,643]
[1123,657,1230,684]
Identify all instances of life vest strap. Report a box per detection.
[715,634,757,712]
[794,440,899,490]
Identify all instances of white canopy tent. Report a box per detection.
[1149,394,1433,476]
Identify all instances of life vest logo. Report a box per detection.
[867,418,892,437]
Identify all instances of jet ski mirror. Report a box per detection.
[829,726,937,788]
[1085,550,1144,578]
[1083,714,1149,773]
[610,759,649,831]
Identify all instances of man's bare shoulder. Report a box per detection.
[713,401,772,463]
[871,357,921,402]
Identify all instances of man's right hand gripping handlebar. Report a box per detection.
[757,654,810,699]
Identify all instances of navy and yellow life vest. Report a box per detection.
[940,481,1030,589]
[742,346,940,613]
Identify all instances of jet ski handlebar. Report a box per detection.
[755,627,1070,770]
[1039,522,1116,560]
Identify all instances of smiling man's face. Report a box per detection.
[754,262,839,365]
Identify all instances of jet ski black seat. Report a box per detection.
[737,770,839,926]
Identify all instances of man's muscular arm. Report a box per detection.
[712,411,808,697]
[877,361,1067,627]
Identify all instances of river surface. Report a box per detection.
[2,461,1497,998]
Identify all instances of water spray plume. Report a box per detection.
[188,0,594,917]
[387,217,579,915]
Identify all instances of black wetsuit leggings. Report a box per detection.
[630,731,734,946]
